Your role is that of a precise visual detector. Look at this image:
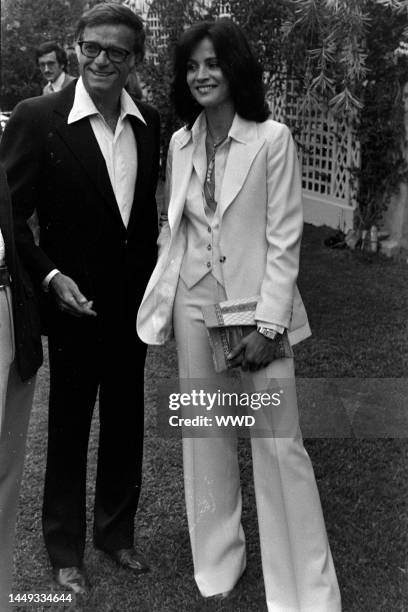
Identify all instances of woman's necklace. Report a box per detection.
[207,127,229,148]
[207,121,230,148]
[204,128,229,211]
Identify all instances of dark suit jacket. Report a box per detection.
[0,165,43,380]
[0,81,160,339]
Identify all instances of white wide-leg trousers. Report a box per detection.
[173,274,341,612]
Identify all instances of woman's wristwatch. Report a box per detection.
[256,326,280,341]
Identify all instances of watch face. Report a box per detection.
[258,327,277,340]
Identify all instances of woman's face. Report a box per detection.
[186,37,232,110]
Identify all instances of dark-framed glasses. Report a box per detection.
[38,61,58,71]
[78,41,131,64]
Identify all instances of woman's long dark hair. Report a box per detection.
[172,19,270,128]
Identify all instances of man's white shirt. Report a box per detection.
[44,71,67,94]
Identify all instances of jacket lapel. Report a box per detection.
[219,121,265,218]
[52,84,124,228]
[126,114,153,235]
[168,133,194,234]
[191,136,206,188]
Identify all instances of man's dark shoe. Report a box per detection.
[106,548,150,574]
[53,566,88,595]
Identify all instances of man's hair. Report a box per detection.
[172,19,270,128]
[35,42,67,69]
[75,2,145,60]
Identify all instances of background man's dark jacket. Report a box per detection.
[0,165,42,380]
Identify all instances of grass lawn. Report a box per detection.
[12,223,408,612]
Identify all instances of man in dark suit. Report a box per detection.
[0,3,160,595]
[0,165,43,612]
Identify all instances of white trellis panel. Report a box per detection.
[217,1,232,18]
[123,0,150,12]
[145,9,169,64]
[124,1,167,64]
[269,79,360,231]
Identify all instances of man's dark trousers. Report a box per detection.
[43,308,147,568]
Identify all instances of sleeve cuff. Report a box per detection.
[42,269,60,292]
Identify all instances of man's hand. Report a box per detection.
[49,272,97,317]
[227,330,279,372]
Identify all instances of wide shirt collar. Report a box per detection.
[67,77,146,125]
[52,71,66,91]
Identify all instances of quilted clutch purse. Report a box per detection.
[201,296,293,373]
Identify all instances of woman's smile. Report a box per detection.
[196,84,217,93]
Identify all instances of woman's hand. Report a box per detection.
[227,330,279,372]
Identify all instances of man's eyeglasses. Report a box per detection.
[78,41,131,64]
[38,62,58,71]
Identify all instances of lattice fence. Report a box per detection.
[215,0,360,222]
[268,79,360,213]
[217,1,232,17]
[123,0,166,64]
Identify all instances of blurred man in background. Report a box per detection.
[36,42,75,95]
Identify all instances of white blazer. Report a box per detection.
[137,113,311,346]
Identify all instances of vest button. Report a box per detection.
[206,262,211,268]
[207,244,211,250]
[219,255,226,263]
[207,226,212,233]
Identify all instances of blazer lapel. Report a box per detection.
[126,114,154,235]
[168,135,194,234]
[192,136,206,188]
[219,136,265,219]
[52,86,124,228]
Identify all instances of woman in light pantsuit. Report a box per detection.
[137,19,341,611]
